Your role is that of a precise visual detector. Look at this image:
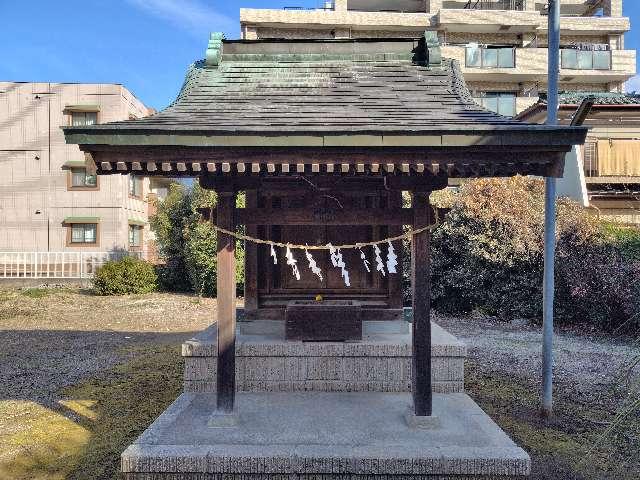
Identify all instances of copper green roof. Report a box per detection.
[61,35,587,180]
[540,92,640,106]
[63,37,585,141]
[64,217,100,224]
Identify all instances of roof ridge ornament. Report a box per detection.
[424,31,441,67]
[205,32,225,67]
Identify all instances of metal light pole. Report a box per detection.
[542,0,560,418]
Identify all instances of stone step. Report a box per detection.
[122,392,530,480]
[182,321,466,394]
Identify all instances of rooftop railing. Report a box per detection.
[284,1,334,10]
[460,0,524,10]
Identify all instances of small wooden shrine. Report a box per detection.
[64,33,586,425]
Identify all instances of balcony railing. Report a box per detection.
[466,46,516,68]
[474,92,517,117]
[561,48,612,70]
[284,1,334,11]
[460,0,524,10]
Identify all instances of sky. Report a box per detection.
[0,0,638,110]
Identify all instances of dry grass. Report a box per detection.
[0,287,215,333]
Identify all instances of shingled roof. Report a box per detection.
[63,36,587,179]
[540,92,640,106]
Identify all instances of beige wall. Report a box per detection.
[0,82,154,256]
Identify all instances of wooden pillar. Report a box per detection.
[388,191,404,309]
[244,190,259,313]
[411,191,432,416]
[216,191,237,413]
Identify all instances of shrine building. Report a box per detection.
[64,33,587,480]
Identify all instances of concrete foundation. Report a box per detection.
[122,392,530,480]
[182,321,466,394]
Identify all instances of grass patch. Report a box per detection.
[21,288,54,299]
[0,344,183,480]
[466,362,640,480]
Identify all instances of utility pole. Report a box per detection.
[542,0,560,418]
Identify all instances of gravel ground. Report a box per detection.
[0,289,216,410]
[436,313,640,411]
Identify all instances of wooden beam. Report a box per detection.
[411,192,432,417]
[199,174,449,193]
[231,207,414,225]
[215,191,237,413]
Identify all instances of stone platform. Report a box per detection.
[182,320,466,394]
[122,392,530,480]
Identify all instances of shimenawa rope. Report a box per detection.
[210,211,441,250]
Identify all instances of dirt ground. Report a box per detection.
[0,287,638,480]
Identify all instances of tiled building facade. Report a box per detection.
[240,0,635,116]
[0,82,169,260]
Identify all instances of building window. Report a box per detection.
[466,46,515,69]
[71,111,98,126]
[561,49,611,70]
[70,224,98,244]
[474,92,516,117]
[129,224,143,248]
[69,168,98,189]
[129,176,143,198]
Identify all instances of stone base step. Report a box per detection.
[121,392,530,479]
[182,320,466,394]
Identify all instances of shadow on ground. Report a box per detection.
[0,330,190,480]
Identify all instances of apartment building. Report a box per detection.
[240,0,636,116]
[0,82,168,264]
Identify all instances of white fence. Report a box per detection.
[0,252,142,279]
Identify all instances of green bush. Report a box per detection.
[93,257,158,296]
[429,177,640,332]
[601,221,640,261]
[150,183,245,297]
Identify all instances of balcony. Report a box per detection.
[438,8,542,33]
[441,45,636,83]
[561,48,611,71]
[437,6,629,35]
[465,46,515,68]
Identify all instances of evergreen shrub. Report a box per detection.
[93,257,158,296]
[429,177,640,332]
